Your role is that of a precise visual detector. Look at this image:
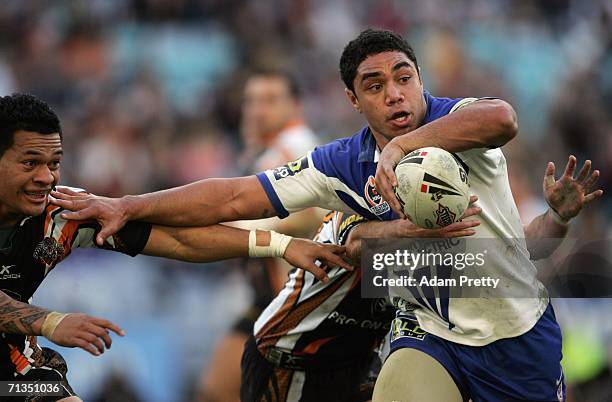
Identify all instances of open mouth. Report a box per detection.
[24,190,50,202]
[388,111,412,127]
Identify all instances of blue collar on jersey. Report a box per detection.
[356,90,435,164]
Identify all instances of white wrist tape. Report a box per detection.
[41,311,69,339]
[248,230,293,258]
[549,208,570,226]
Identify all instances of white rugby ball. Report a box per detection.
[393,147,470,229]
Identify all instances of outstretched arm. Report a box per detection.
[142,224,352,282]
[51,176,275,245]
[0,290,124,356]
[376,99,518,217]
[525,156,603,260]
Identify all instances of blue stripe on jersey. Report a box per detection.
[256,172,290,218]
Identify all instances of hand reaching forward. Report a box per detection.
[284,239,353,283]
[46,313,125,356]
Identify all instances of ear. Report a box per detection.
[345,88,361,113]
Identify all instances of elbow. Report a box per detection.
[489,100,518,146]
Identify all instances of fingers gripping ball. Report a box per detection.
[393,147,470,229]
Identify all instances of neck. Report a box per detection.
[371,130,392,151]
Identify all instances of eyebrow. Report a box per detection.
[393,61,413,72]
[23,149,63,156]
[360,61,414,84]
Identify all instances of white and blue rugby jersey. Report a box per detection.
[256,92,548,346]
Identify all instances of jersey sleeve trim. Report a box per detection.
[256,172,290,218]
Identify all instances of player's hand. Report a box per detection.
[50,187,128,246]
[391,195,481,238]
[543,156,603,222]
[284,239,353,283]
[47,313,125,357]
[375,140,409,218]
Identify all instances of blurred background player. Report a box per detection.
[198,68,322,402]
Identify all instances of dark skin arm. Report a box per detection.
[0,290,124,356]
[345,196,482,263]
[51,176,275,245]
[142,224,351,282]
[375,99,518,217]
[525,156,603,260]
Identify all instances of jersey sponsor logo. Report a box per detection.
[435,204,456,227]
[327,311,391,331]
[364,176,390,216]
[0,265,20,280]
[272,156,309,180]
[390,314,428,342]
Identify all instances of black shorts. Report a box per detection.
[3,347,76,402]
[240,335,376,402]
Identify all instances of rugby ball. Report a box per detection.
[393,147,470,229]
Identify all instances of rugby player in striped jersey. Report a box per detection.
[0,94,349,402]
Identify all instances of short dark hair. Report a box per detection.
[340,28,419,93]
[0,93,61,157]
[248,67,302,99]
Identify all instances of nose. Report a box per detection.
[385,82,404,105]
[32,165,56,186]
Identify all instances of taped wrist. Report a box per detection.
[41,311,69,339]
[248,230,293,257]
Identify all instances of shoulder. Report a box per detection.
[423,91,480,123]
[310,127,368,174]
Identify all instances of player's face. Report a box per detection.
[242,76,298,140]
[346,51,426,148]
[0,131,62,226]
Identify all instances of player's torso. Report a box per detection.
[0,213,53,304]
[397,147,549,345]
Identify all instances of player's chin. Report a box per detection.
[386,121,415,136]
[21,197,49,216]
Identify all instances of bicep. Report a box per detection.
[221,176,277,221]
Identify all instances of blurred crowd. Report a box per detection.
[1,0,609,401]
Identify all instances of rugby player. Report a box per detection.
[52,29,603,401]
[0,93,349,401]
[241,154,596,402]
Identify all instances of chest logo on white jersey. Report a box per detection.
[364,176,390,216]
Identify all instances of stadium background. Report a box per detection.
[1,1,610,401]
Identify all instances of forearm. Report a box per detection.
[392,99,518,153]
[524,209,569,260]
[145,224,274,262]
[345,221,396,262]
[124,176,275,226]
[0,291,49,335]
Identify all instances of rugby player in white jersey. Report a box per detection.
[51,29,603,401]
